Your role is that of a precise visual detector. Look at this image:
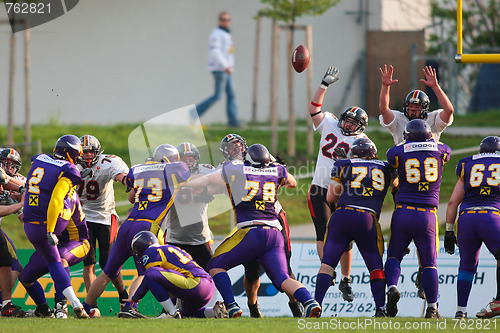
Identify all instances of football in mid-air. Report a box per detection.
[292,45,310,73]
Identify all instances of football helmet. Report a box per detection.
[79,135,103,168]
[53,135,83,164]
[404,119,432,142]
[403,90,430,120]
[131,231,159,258]
[153,144,179,163]
[244,144,271,168]
[338,107,368,136]
[479,136,500,154]
[220,134,248,160]
[350,138,377,160]
[177,142,200,172]
[0,148,22,176]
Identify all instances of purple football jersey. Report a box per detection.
[125,162,191,222]
[23,154,82,222]
[456,153,500,211]
[57,191,88,243]
[387,140,451,207]
[221,160,288,224]
[141,244,210,279]
[331,158,393,215]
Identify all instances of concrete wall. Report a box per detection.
[0,1,434,127]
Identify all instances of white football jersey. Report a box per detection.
[162,163,214,245]
[77,154,129,225]
[379,109,453,144]
[312,112,368,189]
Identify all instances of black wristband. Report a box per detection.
[310,111,322,118]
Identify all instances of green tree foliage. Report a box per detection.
[428,0,500,56]
[258,0,341,23]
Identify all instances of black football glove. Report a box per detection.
[198,187,214,203]
[80,168,94,179]
[444,230,457,255]
[275,155,286,166]
[334,147,347,160]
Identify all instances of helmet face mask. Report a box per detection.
[220,134,248,160]
[53,135,83,164]
[350,138,377,160]
[176,142,200,172]
[0,148,22,177]
[479,136,500,154]
[79,135,102,168]
[403,90,430,120]
[244,144,271,168]
[131,231,159,258]
[338,107,368,136]
[153,144,179,163]
[404,119,432,142]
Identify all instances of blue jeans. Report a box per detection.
[195,71,240,127]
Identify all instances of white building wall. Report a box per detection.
[0,0,386,125]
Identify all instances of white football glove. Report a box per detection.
[47,232,59,246]
[321,67,340,87]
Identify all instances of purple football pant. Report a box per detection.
[144,266,214,318]
[385,205,439,303]
[19,239,90,284]
[207,226,290,290]
[456,210,500,307]
[1,228,22,272]
[322,207,385,308]
[102,219,152,279]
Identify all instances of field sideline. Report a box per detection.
[1,317,498,333]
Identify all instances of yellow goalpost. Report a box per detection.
[455,0,500,63]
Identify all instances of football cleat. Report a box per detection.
[225,302,243,318]
[118,306,147,319]
[476,300,500,318]
[304,300,322,318]
[1,301,26,317]
[386,286,400,317]
[248,301,263,318]
[54,301,68,319]
[455,311,467,319]
[425,306,441,319]
[213,301,228,318]
[155,310,182,319]
[288,301,304,318]
[89,307,101,318]
[34,303,55,318]
[339,277,354,302]
[374,308,386,317]
[73,306,89,319]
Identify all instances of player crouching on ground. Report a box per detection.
[131,231,228,319]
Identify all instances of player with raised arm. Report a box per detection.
[131,231,228,319]
[77,135,130,307]
[314,138,394,317]
[379,64,454,299]
[445,136,500,319]
[20,189,90,319]
[22,135,89,318]
[384,120,451,319]
[308,66,369,302]
[186,144,321,318]
[83,144,190,319]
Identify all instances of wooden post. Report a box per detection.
[24,23,31,153]
[7,32,16,146]
[286,26,295,158]
[306,25,314,156]
[251,15,261,123]
[270,21,279,153]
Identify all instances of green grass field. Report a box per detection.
[0,110,497,247]
[1,316,498,333]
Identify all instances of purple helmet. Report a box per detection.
[131,231,159,258]
[479,136,500,154]
[350,138,377,159]
[404,119,432,142]
[244,144,271,168]
[53,135,83,164]
[153,144,179,163]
